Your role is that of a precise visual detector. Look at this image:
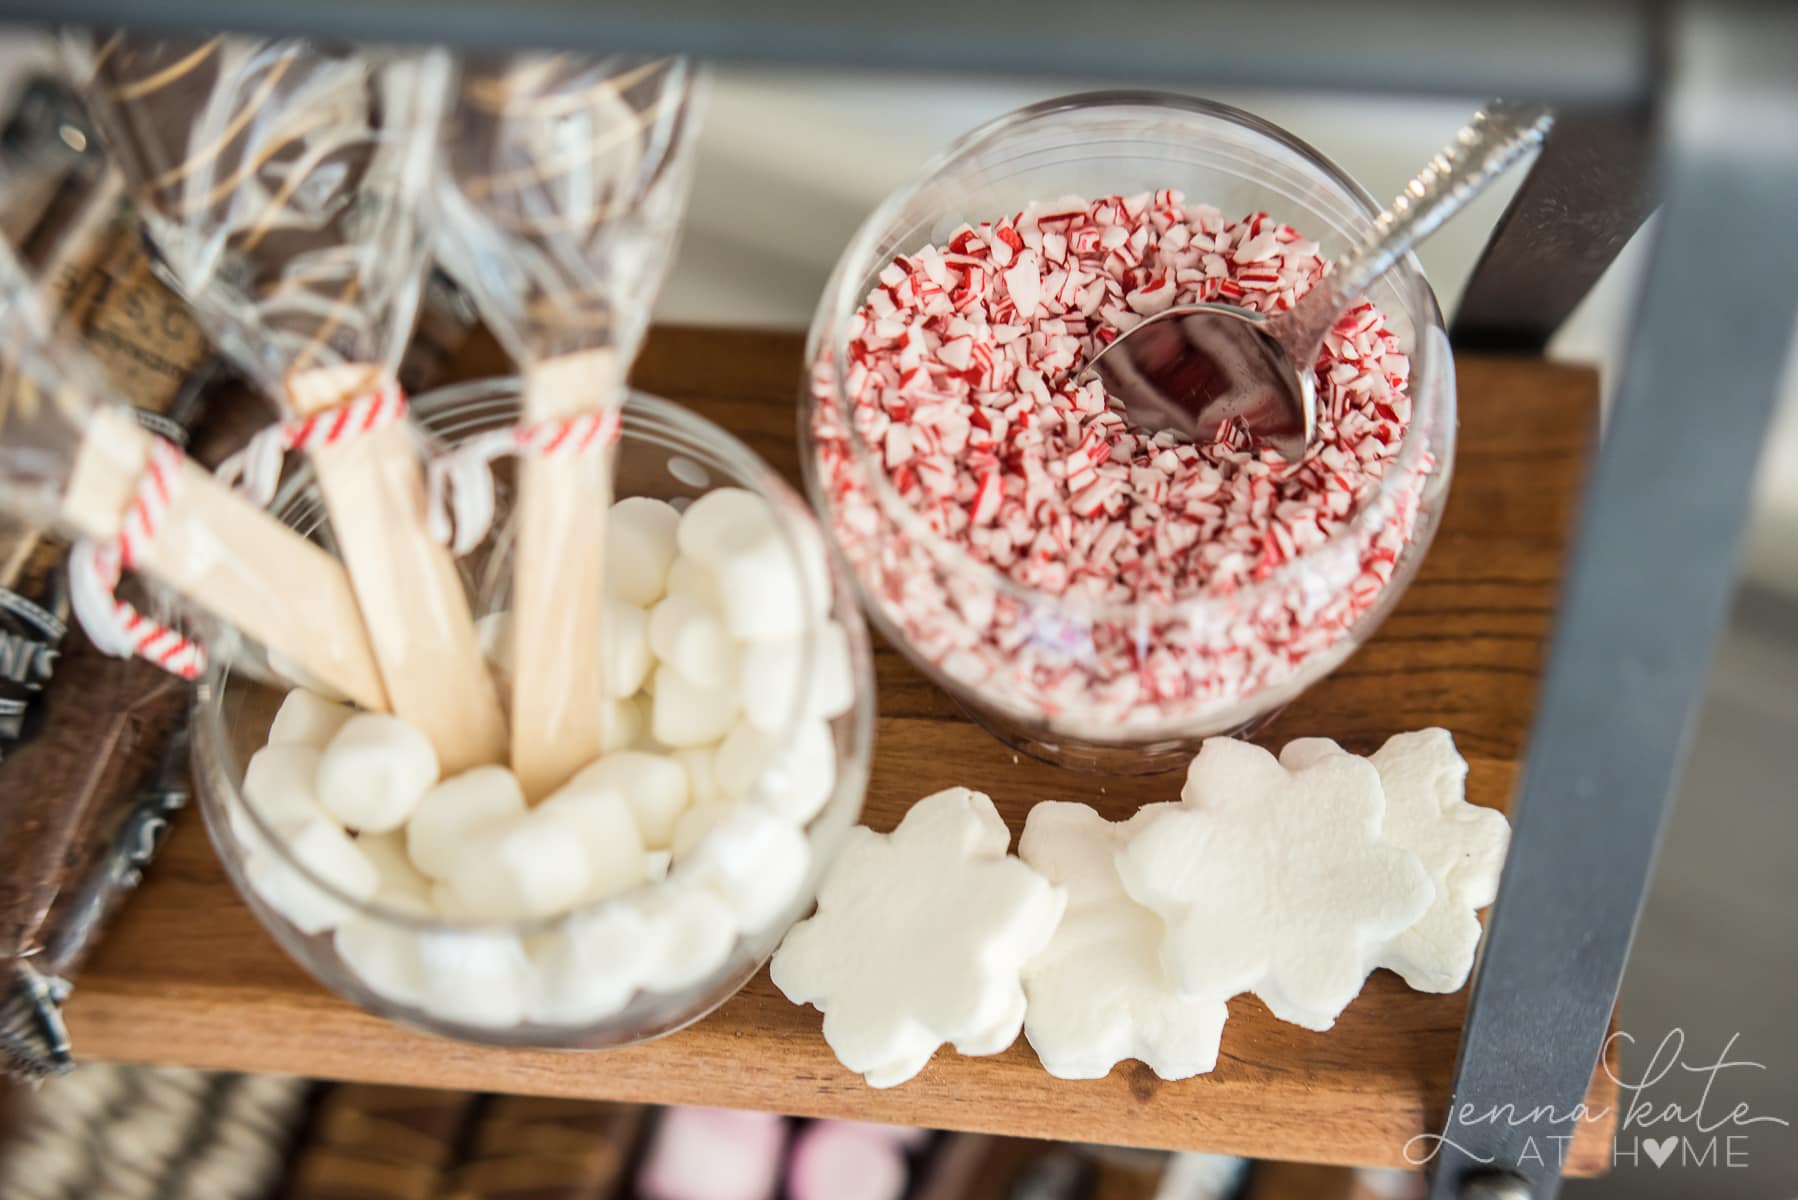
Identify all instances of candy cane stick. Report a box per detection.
[57,405,390,709]
[287,363,506,773]
[437,56,692,797]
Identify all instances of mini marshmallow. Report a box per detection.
[600,696,643,754]
[640,885,738,992]
[714,719,836,826]
[651,665,739,748]
[649,591,738,690]
[1019,802,1228,1081]
[528,902,658,1026]
[671,799,730,862]
[663,554,725,609]
[244,815,379,935]
[536,777,650,904]
[603,600,654,699]
[414,928,533,1028]
[645,850,672,881]
[447,812,594,920]
[406,765,527,879]
[606,496,681,607]
[677,487,822,641]
[317,714,440,834]
[685,806,812,935]
[335,895,431,1008]
[1281,731,1510,994]
[738,622,855,733]
[787,1122,909,1200]
[564,752,690,849]
[771,787,1067,1087]
[355,832,434,909]
[267,689,356,749]
[238,745,326,847]
[637,1107,787,1200]
[1116,738,1434,1031]
[673,746,725,807]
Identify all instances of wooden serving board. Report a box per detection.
[63,326,1616,1174]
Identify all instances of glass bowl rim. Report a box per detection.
[805,88,1454,626]
[197,385,869,937]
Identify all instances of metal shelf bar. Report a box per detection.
[1426,5,1798,1196]
[10,1,1657,103]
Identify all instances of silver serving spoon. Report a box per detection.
[1079,100,1554,461]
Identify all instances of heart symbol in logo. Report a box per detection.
[1643,1136,1679,1167]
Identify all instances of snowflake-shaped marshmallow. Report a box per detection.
[771,787,1066,1087]
[1019,801,1229,1081]
[1115,738,1433,1031]
[1280,730,1510,993]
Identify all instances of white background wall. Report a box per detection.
[657,68,1798,597]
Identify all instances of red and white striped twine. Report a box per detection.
[69,437,207,680]
[427,409,624,555]
[216,386,409,508]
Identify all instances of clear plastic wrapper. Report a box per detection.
[68,33,506,772]
[431,55,698,797]
[0,235,387,707]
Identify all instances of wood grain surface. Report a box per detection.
[64,326,1616,1174]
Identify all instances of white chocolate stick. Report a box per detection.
[510,350,615,798]
[288,364,506,774]
[62,406,389,710]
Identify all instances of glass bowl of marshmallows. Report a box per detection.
[192,382,874,1047]
[804,92,1456,774]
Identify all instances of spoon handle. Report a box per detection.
[1283,99,1555,357]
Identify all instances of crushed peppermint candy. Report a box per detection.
[811,191,1436,731]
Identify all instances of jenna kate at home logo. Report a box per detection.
[1404,1029,1790,1171]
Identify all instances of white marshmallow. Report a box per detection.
[671,799,730,861]
[317,715,440,834]
[714,719,835,826]
[414,928,533,1028]
[663,554,724,608]
[640,886,738,993]
[602,600,653,699]
[1116,738,1434,1031]
[684,807,811,935]
[431,880,475,920]
[599,697,641,754]
[770,787,1067,1088]
[1019,802,1229,1081]
[1281,732,1510,995]
[648,591,738,690]
[651,665,739,748]
[355,832,434,908]
[447,812,594,920]
[406,765,527,880]
[528,903,657,1026]
[677,488,824,641]
[335,895,432,1008]
[536,779,650,904]
[564,752,690,849]
[738,622,855,733]
[244,815,379,935]
[673,746,724,807]
[238,745,326,847]
[606,496,681,607]
[268,689,356,749]
[645,850,672,881]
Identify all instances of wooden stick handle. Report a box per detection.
[510,350,615,800]
[62,408,389,711]
[289,365,507,774]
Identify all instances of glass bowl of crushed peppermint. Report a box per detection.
[804,92,1456,774]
